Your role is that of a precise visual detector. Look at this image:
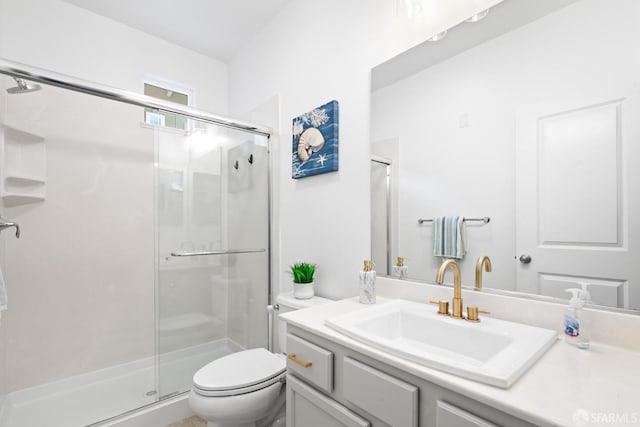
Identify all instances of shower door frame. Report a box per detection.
[0,57,274,422]
[0,59,271,136]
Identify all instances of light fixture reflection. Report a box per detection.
[396,0,422,19]
[186,127,223,159]
[427,30,447,42]
[465,8,490,23]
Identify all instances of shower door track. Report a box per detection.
[0,57,271,136]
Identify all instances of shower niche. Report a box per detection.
[0,123,46,207]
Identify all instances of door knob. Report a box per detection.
[519,254,532,264]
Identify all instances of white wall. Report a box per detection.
[371,0,640,289]
[0,0,228,114]
[229,0,501,300]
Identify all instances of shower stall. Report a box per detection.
[0,59,271,426]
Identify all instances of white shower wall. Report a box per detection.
[4,83,155,387]
[0,0,231,398]
[0,80,155,392]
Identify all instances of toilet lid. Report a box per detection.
[193,348,286,392]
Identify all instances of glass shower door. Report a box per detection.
[0,74,157,427]
[156,119,270,398]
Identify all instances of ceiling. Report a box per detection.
[62,0,292,62]
[371,0,578,91]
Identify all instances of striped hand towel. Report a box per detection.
[433,216,467,260]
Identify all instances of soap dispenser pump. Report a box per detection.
[392,256,409,279]
[359,260,376,304]
[563,282,591,349]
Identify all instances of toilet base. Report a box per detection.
[207,422,254,427]
[204,396,285,427]
[190,379,286,427]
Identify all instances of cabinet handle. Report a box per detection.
[288,353,312,368]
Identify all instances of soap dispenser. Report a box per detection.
[392,256,409,279]
[359,260,376,304]
[563,282,591,349]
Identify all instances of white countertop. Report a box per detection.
[281,296,640,427]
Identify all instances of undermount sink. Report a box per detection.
[325,299,558,388]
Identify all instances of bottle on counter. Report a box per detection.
[392,256,409,279]
[359,260,376,304]
[563,282,591,349]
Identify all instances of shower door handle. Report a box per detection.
[170,248,266,257]
[0,217,20,238]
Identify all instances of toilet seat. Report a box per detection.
[192,348,286,397]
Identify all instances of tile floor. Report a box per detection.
[165,415,206,427]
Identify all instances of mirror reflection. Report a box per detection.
[370,0,640,312]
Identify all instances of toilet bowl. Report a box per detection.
[189,292,332,427]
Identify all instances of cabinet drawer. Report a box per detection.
[436,401,498,427]
[286,334,333,393]
[287,374,370,427]
[343,356,418,427]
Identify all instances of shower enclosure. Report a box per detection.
[0,60,271,427]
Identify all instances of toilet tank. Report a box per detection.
[276,291,332,354]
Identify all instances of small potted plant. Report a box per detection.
[290,262,316,299]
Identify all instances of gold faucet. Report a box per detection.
[475,256,492,289]
[435,259,464,319]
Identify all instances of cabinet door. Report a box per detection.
[343,357,418,427]
[287,375,370,427]
[436,401,499,427]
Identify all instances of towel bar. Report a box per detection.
[418,217,490,225]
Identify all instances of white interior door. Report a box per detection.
[515,92,640,310]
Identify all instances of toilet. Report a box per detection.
[189,291,332,427]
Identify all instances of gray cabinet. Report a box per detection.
[436,401,498,427]
[286,333,334,393]
[287,375,370,427]
[343,356,418,427]
[285,327,537,427]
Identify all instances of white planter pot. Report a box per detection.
[293,282,314,299]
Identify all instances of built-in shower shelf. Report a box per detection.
[2,193,45,207]
[5,176,45,186]
[3,124,45,143]
[1,122,46,207]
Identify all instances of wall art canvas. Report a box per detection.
[292,100,339,179]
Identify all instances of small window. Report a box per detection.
[143,81,192,130]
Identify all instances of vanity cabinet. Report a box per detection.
[287,375,370,427]
[285,327,537,427]
[435,401,498,427]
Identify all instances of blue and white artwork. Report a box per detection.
[292,100,339,179]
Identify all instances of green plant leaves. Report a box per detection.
[290,262,316,284]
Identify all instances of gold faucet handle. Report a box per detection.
[466,306,491,322]
[429,300,450,316]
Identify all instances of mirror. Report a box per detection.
[370,0,640,312]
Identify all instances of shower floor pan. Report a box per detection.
[0,339,240,427]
